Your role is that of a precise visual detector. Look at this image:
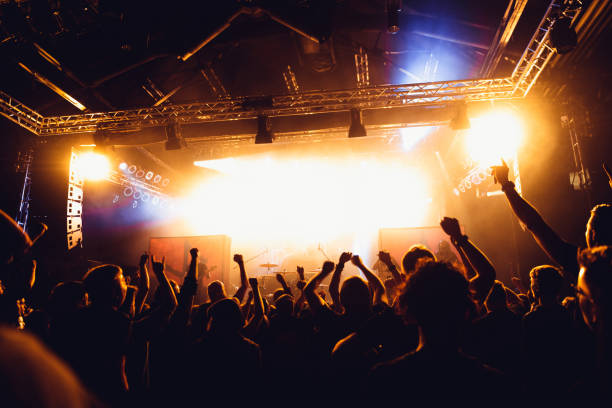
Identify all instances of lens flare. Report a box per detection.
[465,109,524,167]
[75,152,110,181]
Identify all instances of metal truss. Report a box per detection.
[512,0,583,97]
[34,77,515,135]
[0,90,43,134]
[0,0,582,138]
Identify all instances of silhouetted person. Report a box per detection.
[467,281,522,376]
[402,244,436,276]
[370,261,509,405]
[72,257,176,405]
[574,246,612,402]
[185,297,261,404]
[0,328,100,408]
[522,265,580,403]
[492,160,612,281]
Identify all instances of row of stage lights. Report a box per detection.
[454,165,489,195]
[114,162,172,208]
[118,162,170,187]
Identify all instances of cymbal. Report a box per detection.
[259,263,279,268]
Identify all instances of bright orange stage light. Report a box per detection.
[74,152,111,181]
[188,156,432,246]
[465,109,525,167]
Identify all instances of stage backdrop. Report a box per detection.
[149,235,231,303]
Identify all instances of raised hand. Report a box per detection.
[139,253,149,268]
[338,252,353,265]
[296,280,306,290]
[440,217,462,240]
[378,251,393,267]
[350,255,364,268]
[151,255,165,275]
[248,277,258,288]
[276,273,285,284]
[490,159,510,185]
[233,254,244,265]
[322,261,335,274]
[190,248,199,259]
[296,266,305,281]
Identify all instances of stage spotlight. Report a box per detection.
[123,187,134,197]
[165,121,185,150]
[450,103,470,130]
[74,152,110,181]
[387,0,402,34]
[145,171,154,180]
[161,178,170,187]
[142,192,150,202]
[550,17,577,54]
[135,169,145,178]
[119,162,128,170]
[348,108,367,138]
[153,175,162,183]
[465,109,524,167]
[127,165,137,174]
[134,190,142,200]
[152,196,160,205]
[255,115,274,144]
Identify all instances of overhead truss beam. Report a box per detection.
[0,0,582,138]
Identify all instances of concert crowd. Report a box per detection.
[0,161,610,407]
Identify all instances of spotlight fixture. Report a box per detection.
[550,17,577,54]
[387,0,402,34]
[119,162,128,170]
[165,121,185,150]
[348,108,367,138]
[449,103,470,130]
[255,115,274,144]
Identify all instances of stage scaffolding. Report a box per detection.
[0,0,583,139]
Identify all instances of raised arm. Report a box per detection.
[134,253,150,314]
[377,251,403,285]
[329,252,351,312]
[275,273,293,297]
[171,248,199,329]
[119,286,137,318]
[351,255,386,306]
[440,217,496,303]
[249,278,265,322]
[294,266,307,313]
[150,255,178,312]
[492,161,578,280]
[303,261,335,313]
[232,254,249,302]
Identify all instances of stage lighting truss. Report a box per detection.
[0,0,582,138]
